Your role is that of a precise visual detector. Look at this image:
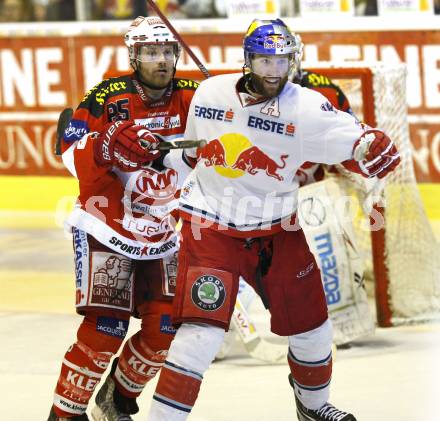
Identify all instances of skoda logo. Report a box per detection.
[299,197,326,227]
[191,275,226,311]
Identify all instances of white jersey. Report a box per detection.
[180,73,364,237]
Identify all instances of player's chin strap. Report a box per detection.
[242,71,264,99]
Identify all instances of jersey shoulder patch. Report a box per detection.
[300,71,333,89]
[80,76,132,107]
[173,78,199,91]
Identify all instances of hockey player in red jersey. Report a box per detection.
[47,16,198,421]
[147,19,400,421]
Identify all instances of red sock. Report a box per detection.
[52,312,127,417]
[113,301,175,398]
[113,331,168,398]
[152,361,203,414]
[52,340,112,417]
[287,348,332,392]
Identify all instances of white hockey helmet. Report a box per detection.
[124,16,181,66]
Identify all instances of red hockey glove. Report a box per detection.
[350,129,400,179]
[93,120,160,170]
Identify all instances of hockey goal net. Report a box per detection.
[174,63,440,328]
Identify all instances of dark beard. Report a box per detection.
[249,73,288,98]
[137,71,171,90]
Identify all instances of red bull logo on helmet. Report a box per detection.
[263,34,286,50]
[198,133,288,181]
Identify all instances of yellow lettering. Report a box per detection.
[308,74,319,86]
[91,80,127,105]
[308,74,331,87]
[95,93,104,105]
[82,85,98,102]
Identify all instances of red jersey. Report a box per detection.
[61,73,198,260]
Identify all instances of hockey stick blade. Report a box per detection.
[232,297,286,364]
[55,107,73,156]
[242,336,287,364]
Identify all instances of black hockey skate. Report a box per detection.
[295,396,357,421]
[289,375,357,421]
[91,359,139,421]
[47,407,89,420]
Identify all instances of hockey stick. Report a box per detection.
[149,139,207,151]
[145,0,211,79]
[55,107,74,156]
[54,106,206,155]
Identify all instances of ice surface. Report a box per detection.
[1,228,439,420]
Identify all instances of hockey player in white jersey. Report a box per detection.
[147,19,400,421]
[216,27,371,362]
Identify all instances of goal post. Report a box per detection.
[304,62,439,328]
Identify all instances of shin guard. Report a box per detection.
[148,323,225,420]
[287,319,333,410]
[52,313,127,417]
[113,332,169,398]
[52,340,113,417]
[153,361,203,414]
[112,302,175,399]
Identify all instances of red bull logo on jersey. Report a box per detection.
[232,146,288,181]
[198,133,288,181]
[198,139,227,168]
